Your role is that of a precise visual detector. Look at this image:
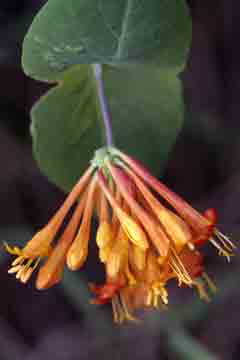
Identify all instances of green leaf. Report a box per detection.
[22,0,191,81]
[32,64,183,191]
[31,65,103,191]
[24,1,190,191]
[104,64,184,174]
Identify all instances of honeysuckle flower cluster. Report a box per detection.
[5,147,235,323]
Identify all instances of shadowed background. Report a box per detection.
[0,1,239,359]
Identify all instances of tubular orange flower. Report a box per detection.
[97,169,149,251]
[67,176,97,270]
[5,147,236,323]
[123,165,192,252]
[36,192,87,289]
[114,149,236,260]
[6,166,93,283]
[105,165,170,259]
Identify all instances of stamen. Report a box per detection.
[11,256,24,267]
[152,283,169,306]
[194,279,211,302]
[32,257,41,270]
[146,284,168,310]
[119,292,139,322]
[113,296,125,324]
[16,258,33,281]
[8,265,22,274]
[170,259,185,285]
[4,243,22,256]
[215,229,236,251]
[112,292,140,324]
[112,297,120,323]
[202,272,218,294]
[153,293,159,308]
[8,255,41,284]
[16,266,26,280]
[169,247,193,286]
[209,238,233,262]
[21,267,34,284]
[146,290,153,306]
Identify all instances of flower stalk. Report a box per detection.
[93,64,114,146]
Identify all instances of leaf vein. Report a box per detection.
[115,0,134,60]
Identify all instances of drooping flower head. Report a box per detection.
[5,147,236,323]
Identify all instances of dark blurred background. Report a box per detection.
[0,0,239,359]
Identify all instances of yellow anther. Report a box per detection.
[194,279,211,302]
[8,265,21,274]
[11,256,24,267]
[16,267,26,280]
[21,267,34,284]
[202,272,218,294]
